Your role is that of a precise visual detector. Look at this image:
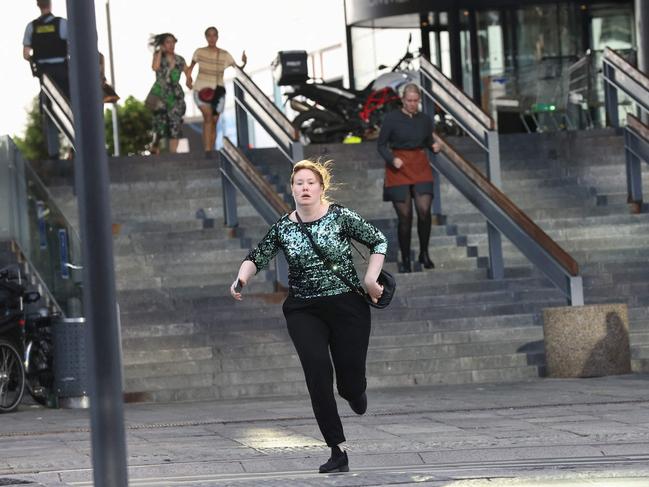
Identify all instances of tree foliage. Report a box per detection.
[104,96,152,156]
[13,97,49,161]
[14,95,153,159]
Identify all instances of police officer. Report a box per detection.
[23,0,69,159]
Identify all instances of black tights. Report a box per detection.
[392,190,433,262]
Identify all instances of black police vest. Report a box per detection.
[31,15,67,62]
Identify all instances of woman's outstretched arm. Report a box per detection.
[230,260,257,300]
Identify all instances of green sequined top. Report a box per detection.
[245,204,388,298]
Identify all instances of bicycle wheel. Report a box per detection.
[0,339,25,413]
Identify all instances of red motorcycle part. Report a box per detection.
[359,87,400,123]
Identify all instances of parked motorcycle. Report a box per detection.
[278,36,420,143]
[0,266,54,412]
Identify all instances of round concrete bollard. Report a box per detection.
[543,303,631,378]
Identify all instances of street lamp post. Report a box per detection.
[106,0,120,156]
[66,1,128,485]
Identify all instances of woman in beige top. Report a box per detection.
[186,26,246,156]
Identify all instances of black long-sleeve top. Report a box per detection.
[377,109,434,166]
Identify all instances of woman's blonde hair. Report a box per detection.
[290,158,335,203]
[400,82,422,99]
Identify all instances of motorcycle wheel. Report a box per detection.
[292,110,346,144]
[0,339,25,413]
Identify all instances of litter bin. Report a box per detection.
[53,316,89,408]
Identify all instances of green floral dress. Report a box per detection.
[151,54,186,139]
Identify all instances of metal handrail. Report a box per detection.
[41,73,75,147]
[433,134,583,305]
[420,57,495,150]
[219,137,290,287]
[565,52,596,130]
[233,66,298,140]
[625,114,649,213]
[603,47,649,127]
[419,56,504,279]
[232,66,303,163]
[0,136,83,317]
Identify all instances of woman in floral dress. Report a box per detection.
[149,33,189,153]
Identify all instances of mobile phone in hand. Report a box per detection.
[234,279,243,293]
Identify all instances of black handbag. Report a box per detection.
[295,211,396,309]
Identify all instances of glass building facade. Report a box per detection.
[344,0,637,132]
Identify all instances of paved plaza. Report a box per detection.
[2,375,649,486]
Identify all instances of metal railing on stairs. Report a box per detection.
[603,47,649,128]
[232,66,303,163]
[419,57,504,279]
[218,67,313,288]
[41,73,75,147]
[418,56,583,305]
[434,134,583,305]
[602,48,649,214]
[625,114,649,213]
[566,51,596,130]
[219,137,290,288]
[0,136,83,317]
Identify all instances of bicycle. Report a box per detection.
[0,266,51,412]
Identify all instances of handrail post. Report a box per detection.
[569,276,584,306]
[486,131,502,188]
[234,83,250,150]
[41,91,61,157]
[432,166,442,218]
[222,173,239,228]
[421,70,443,218]
[603,62,620,128]
[486,130,504,279]
[625,129,644,207]
[290,140,304,163]
[486,223,504,279]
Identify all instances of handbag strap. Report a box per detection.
[294,211,365,296]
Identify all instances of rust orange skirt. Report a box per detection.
[384,148,434,188]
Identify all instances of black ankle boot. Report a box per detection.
[319,449,349,473]
[418,251,435,269]
[348,391,367,415]
[400,258,412,273]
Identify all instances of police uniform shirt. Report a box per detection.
[23,14,68,64]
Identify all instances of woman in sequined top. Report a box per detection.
[230,159,387,474]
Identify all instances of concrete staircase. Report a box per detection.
[432,129,649,372]
[39,128,649,402]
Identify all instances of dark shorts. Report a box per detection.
[383,182,435,202]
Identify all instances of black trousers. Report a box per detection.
[283,292,371,447]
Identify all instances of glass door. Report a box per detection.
[588,3,635,127]
[424,11,452,78]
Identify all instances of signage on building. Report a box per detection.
[345,0,428,25]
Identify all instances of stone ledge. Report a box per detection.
[543,303,631,378]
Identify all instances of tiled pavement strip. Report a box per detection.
[2,375,649,486]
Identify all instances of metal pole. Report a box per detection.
[603,63,619,128]
[636,0,649,123]
[65,2,128,486]
[106,0,120,156]
[234,83,250,149]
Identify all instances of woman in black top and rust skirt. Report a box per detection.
[377,83,440,273]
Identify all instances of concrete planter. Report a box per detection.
[543,303,631,378]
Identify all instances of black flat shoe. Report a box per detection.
[400,258,412,273]
[418,251,435,269]
[348,392,367,415]
[319,450,349,473]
